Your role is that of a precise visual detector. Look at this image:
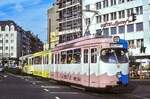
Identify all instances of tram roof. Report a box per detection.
[53,35,114,51]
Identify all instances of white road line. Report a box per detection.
[32,82,36,85]
[55,96,60,99]
[43,89,49,92]
[50,92,79,94]
[41,85,61,89]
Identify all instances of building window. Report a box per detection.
[136,22,143,31]
[85,5,90,10]
[91,48,97,63]
[118,25,125,34]
[5,46,8,50]
[96,15,101,23]
[127,24,134,32]
[96,2,101,9]
[110,0,116,6]
[5,34,8,37]
[103,0,109,8]
[85,18,90,25]
[0,47,2,50]
[118,0,125,4]
[11,46,13,50]
[0,40,2,43]
[0,34,2,37]
[111,27,117,35]
[137,39,143,48]
[11,53,13,56]
[110,12,117,20]
[5,40,8,43]
[11,34,14,37]
[84,49,88,63]
[96,29,102,36]
[128,40,135,48]
[135,6,143,15]
[103,14,109,22]
[118,10,125,19]
[127,8,134,17]
[103,28,109,36]
[11,40,14,43]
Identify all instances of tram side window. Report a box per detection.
[58,54,60,64]
[52,54,54,64]
[73,49,81,64]
[61,51,67,64]
[34,56,42,64]
[55,54,58,64]
[84,49,88,63]
[67,50,73,63]
[45,55,49,64]
[91,48,97,63]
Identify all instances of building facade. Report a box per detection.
[0,20,43,65]
[48,4,59,49]
[82,0,150,61]
[56,0,83,43]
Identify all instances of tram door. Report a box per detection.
[83,48,91,86]
[82,48,98,87]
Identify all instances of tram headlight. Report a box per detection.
[113,36,120,43]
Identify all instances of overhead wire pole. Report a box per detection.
[82,9,101,36]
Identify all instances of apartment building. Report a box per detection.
[56,0,82,43]
[0,20,43,65]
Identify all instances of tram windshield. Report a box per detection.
[101,48,128,63]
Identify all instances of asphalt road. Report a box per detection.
[0,73,150,99]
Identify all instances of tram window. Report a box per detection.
[45,55,49,64]
[73,49,81,64]
[52,54,54,64]
[61,51,67,64]
[55,54,58,64]
[34,56,42,64]
[67,50,73,64]
[91,48,97,63]
[100,49,128,63]
[58,54,60,64]
[84,49,88,63]
[29,59,32,65]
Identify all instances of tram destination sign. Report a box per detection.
[110,43,123,48]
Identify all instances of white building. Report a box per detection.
[82,0,150,59]
[0,21,21,60]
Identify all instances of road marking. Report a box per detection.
[50,92,79,95]
[41,85,61,89]
[4,75,8,78]
[32,82,36,85]
[55,97,60,99]
[43,89,49,92]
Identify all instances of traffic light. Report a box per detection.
[131,13,137,21]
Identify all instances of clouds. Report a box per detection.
[0,0,54,42]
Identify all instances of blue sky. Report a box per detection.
[0,0,54,42]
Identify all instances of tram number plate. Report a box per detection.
[110,43,123,48]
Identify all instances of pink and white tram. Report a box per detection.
[51,36,129,88]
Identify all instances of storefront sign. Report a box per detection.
[101,19,131,28]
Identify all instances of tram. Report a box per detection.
[21,50,51,78]
[21,35,129,88]
[51,35,129,88]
